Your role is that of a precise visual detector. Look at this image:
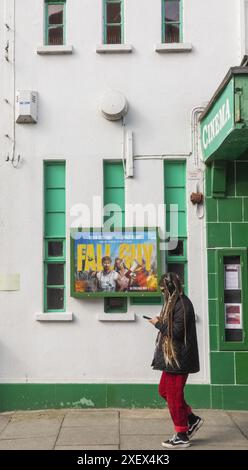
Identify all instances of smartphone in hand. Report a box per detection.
[143,315,151,320]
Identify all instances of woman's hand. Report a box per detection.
[149,316,159,325]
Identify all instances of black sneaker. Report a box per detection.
[187,415,204,439]
[162,432,190,449]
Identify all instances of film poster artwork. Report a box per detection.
[73,230,158,294]
[225,304,242,330]
[224,264,240,290]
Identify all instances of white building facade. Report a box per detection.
[0,0,245,410]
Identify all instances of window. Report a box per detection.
[103,161,125,229]
[162,0,182,43]
[44,162,66,312]
[45,1,66,45]
[103,161,127,312]
[104,0,123,44]
[164,161,187,292]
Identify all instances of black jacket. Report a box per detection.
[151,294,200,374]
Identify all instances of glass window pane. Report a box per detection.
[168,240,184,257]
[164,1,180,22]
[167,263,184,285]
[47,288,64,310]
[225,329,243,342]
[165,23,180,43]
[47,264,64,285]
[106,25,122,44]
[48,5,64,25]
[223,255,243,342]
[104,297,127,313]
[48,25,64,45]
[48,241,63,257]
[107,2,121,24]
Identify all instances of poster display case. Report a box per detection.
[70,228,161,298]
[217,249,248,350]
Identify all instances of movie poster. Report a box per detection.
[225,304,242,330]
[71,229,159,296]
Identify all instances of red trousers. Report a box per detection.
[159,371,192,433]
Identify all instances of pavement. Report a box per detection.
[0,408,247,450]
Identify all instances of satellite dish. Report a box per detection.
[101,90,128,121]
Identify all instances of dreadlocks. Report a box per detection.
[158,273,187,368]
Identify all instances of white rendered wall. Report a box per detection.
[0,0,241,384]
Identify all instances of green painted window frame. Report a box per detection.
[44,161,66,312]
[45,0,66,46]
[103,0,124,44]
[130,296,162,305]
[103,160,126,311]
[45,239,66,261]
[103,160,125,228]
[162,0,182,43]
[167,260,188,294]
[44,261,66,312]
[217,248,248,351]
[164,160,187,293]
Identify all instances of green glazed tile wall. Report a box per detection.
[0,383,247,410]
[206,161,248,409]
[207,223,231,247]
[209,325,219,351]
[218,199,242,222]
[235,352,248,384]
[210,352,235,384]
[208,300,218,325]
[211,386,223,409]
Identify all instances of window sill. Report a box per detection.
[155,43,193,53]
[97,312,136,321]
[35,312,73,321]
[96,44,133,54]
[37,45,73,55]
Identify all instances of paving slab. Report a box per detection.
[120,409,169,419]
[192,409,236,427]
[228,412,248,438]
[0,415,12,434]
[56,426,119,447]
[192,425,248,446]
[120,434,170,450]
[0,408,247,450]
[0,437,56,450]
[0,415,63,439]
[55,445,119,450]
[63,410,118,427]
[120,418,171,435]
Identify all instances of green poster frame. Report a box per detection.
[70,227,162,298]
[217,248,248,351]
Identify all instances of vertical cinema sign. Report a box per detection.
[200,79,235,161]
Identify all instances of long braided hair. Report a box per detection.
[158,273,187,368]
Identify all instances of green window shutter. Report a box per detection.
[103,161,126,312]
[44,163,65,188]
[162,0,182,44]
[104,162,124,187]
[104,188,125,209]
[44,162,66,312]
[44,162,66,238]
[45,189,65,212]
[103,161,125,226]
[164,160,187,292]
[103,0,123,44]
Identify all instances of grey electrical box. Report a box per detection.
[16,90,38,123]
